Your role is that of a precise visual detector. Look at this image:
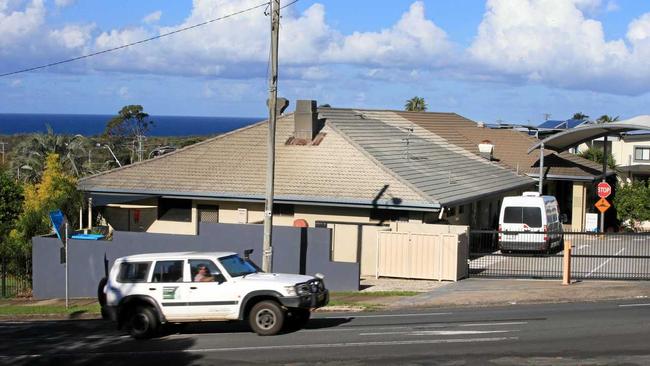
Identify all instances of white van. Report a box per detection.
[498,192,564,253]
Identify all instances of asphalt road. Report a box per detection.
[0,300,649,365]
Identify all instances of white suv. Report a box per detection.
[101,251,329,339]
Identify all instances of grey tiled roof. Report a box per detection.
[320,109,535,206]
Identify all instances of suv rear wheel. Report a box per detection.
[249,300,284,336]
[129,306,159,339]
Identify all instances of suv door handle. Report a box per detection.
[149,288,156,291]
[190,286,197,290]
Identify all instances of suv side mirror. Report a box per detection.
[214,273,226,284]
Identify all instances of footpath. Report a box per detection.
[388,278,650,309]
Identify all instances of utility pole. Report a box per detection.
[262,0,280,273]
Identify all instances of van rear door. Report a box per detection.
[501,206,544,244]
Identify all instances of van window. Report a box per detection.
[503,207,542,227]
[117,262,151,283]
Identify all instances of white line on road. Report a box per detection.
[360,330,514,336]
[0,337,519,359]
[585,248,625,278]
[459,321,528,327]
[618,303,650,308]
[319,312,452,319]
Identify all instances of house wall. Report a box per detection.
[32,222,360,299]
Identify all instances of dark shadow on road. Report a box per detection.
[0,319,201,366]
[165,316,352,336]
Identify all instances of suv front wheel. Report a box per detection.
[249,300,285,336]
[129,306,159,339]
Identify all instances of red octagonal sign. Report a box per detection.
[597,182,612,199]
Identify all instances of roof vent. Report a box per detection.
[478,140,494,160]
[522,192,541,197]
[294,100,323,141]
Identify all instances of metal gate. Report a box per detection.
[469,230,650,280]
[1,255,32,298]
[377,231,467,281]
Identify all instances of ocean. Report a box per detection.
[0,113,263,136]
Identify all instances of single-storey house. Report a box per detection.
[78,100,605,274]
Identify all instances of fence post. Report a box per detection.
[562,239,572,285]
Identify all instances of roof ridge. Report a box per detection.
[78,116,275,184]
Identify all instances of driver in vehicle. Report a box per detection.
[194,264,214,282]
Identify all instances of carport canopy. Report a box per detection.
[528,115,650,153]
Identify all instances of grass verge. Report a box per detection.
[0,304,101,316]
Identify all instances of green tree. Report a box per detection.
[8,154,82,255]
[404,97,427,112]
[614,181,650,230]
[572,112,589,120]
[104,105,153,164]
[0,169,23,255]
[10,125,89,182]
[578,146,616,169]
[596,114,619,124]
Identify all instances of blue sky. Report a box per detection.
[2,0,650,125]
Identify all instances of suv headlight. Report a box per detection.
[295,283,311,296]
[284,286,297,296]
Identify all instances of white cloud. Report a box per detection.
[467,0,650,95]
[142,10,161,24]
[54,0,75,8]
[118,86,129,98]
[49,24,94,49]
[323,1,453,67]
[606,1,619,12]
[0,0,45,48]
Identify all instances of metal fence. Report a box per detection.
[469,230,650,280]
[1,255,32,298]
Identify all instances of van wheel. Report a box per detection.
[249,300,285,336]
[129,306,159,339]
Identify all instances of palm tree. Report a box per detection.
[404,96,427,112]
[572,112,589,120]
[10,125,89,182]
[596,115,619,124]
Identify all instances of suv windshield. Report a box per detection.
[219,254,257,277]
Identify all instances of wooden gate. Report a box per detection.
[376,231,468,281]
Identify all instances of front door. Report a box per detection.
[186,259,239,319]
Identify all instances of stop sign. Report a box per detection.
[597,182,611,198]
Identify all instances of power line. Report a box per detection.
[1,1,300,78]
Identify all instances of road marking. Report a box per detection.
[360,330,514,336]
[303,321,529,333]
[618,303,650,308]
[319,312,451,319]
[585,248,625,278]
[0,337,519,359]
[459,321,527,327]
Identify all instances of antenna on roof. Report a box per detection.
[402,125,414,161]
[543,113,552,121]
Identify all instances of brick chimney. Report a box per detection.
[294,100,322,140]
